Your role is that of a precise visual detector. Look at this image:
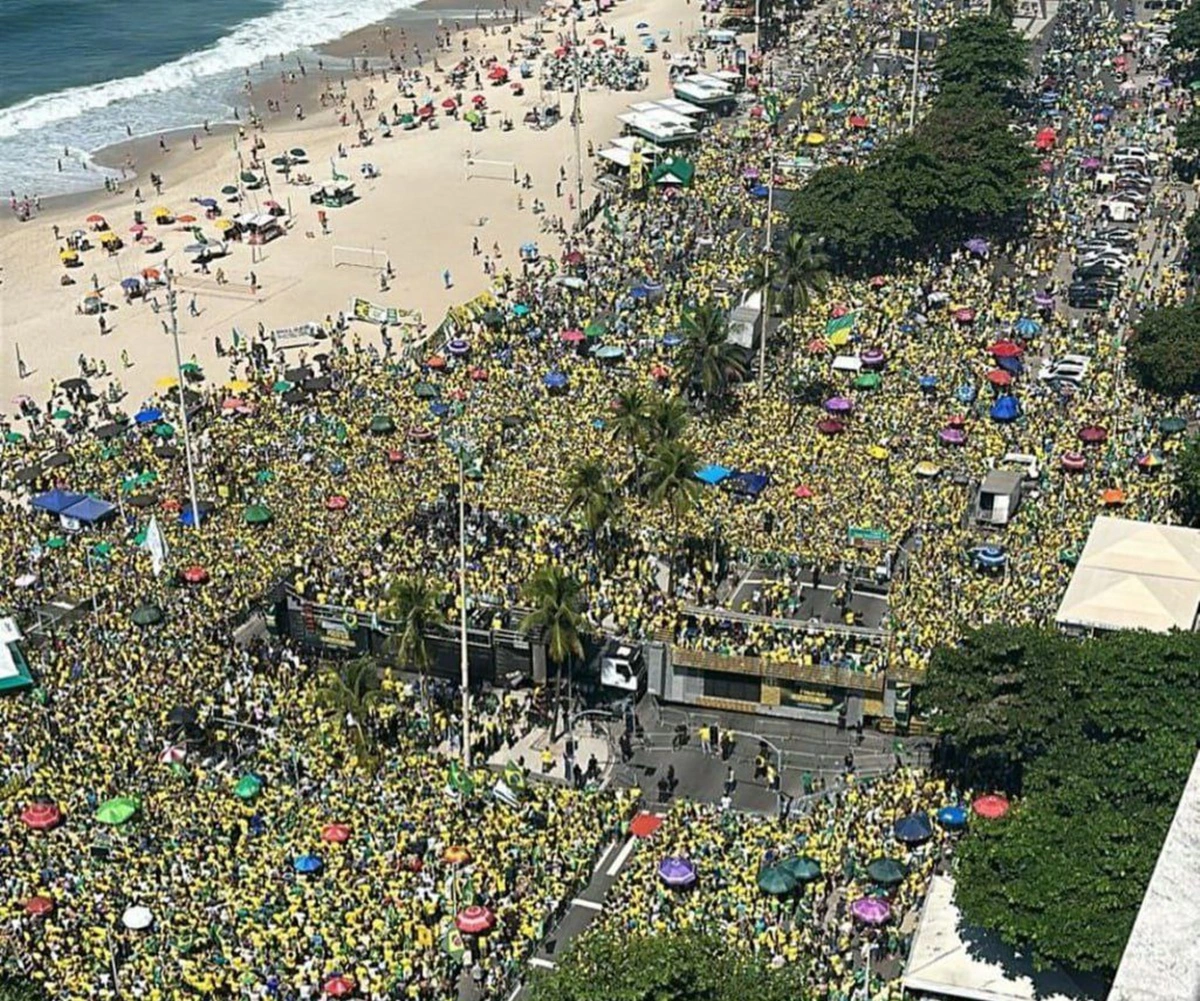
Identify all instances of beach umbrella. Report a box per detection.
[25,896,55,918]
[446,338,470,356]
[937,805,969,829]
[95,796,139,825]
[543,371,568,390]
[234,774,264,801]
[593,345,625,360]
[939,428,966,445]
[824,396,853,414]
[985,369,1012,387]
[973,794,1010,819]
[861,347,886,368]
[851,897,892,926]
[1160,416,1188,434]
[455,905,496,934]
[1061,452,1087,472]
[294,853,323,874]
[321,823,351,844]
[629,812,663,838]
[369,415,396,435]
[989,340,1022,358]
[122,906,153,930]
[443,844,472,864]
[21,802,63,831]
[989,396,1020,422]
[324,976,354,997]
[853,372,881,390]
[414,382,439,399]
[1102,488,1126,507]
[45,536,67,550]
[1014,317,1041,336]
[426,355,447,370]
[865,857,906,886]
[781,856,822,883]
[1136,452,1164,470]
[817,419,845,435]
[1079,424,1108,444]
[326,495,349,511]
[132,604,163,627]
[757,865,797,896]
[181,565,209,584]
[658,857,698,889]
[134,407,163,425]
[560,328,585,343]
[894,813,934,844]
[243,504,272,525]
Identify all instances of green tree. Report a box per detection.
[1185,206,1200,265]
[935,15,1029,97]
[610,384,651,474]
[777,232,830,322]
[1173,432,1200,524]
[789,166,915,270]
[645,394,691,445]
[564,457,620,540]
[678,301,748,406]
[1127,304,1200,395]
[1177,108,1200,152]
[528,930,808,1001]
[0,979,42,1001]
[644,439,702,597]
[385,575,441,700]
[520,565,586,738]
[1170,0,1200,53]
[923,625,1200,976]
[318,656,388,764]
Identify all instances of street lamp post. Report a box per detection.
[166,272,202,533]
[759,150,776,396]
[457,446,471,769]
[909,0,923,131]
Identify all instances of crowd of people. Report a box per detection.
[1,0,1197,993]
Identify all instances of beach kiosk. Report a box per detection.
[310,183,356,208]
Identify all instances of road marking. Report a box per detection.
[572,898,604,912]
[593,841,614,875]
[530,957,557,970]
[606,835,636,876]
[507,987,522,1001]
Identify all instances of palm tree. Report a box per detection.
[644,439,702,598]
[610,384,651,474]
[318,656,387,759]
[564,457,620,540]
[386,576,441,703]
[519,565,586,739]
[778,232,830,322]
[678,301,749,406]
[644,394,690,446]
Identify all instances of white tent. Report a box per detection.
[903,875,1103,1001]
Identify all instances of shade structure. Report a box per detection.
[865,857,906,886]
[824,396,853,414]
[446,338,471,356]
[1160,416,1187,434]
[95,796,139,825]
[1061,452,1087,472]
[696,464,732,486]
[543,371,568,389]
[860,347,886,367]
[894,812,934,844]
[781,855,822,883]
[21,802,63,831]
[181,565,209,584]
[817,419,845,436]
[235,774,263,800]
[243,504,272,525]
[122,905,153,930]
[629,812,663,838]
[294,853,324,874]
[414,381,440,399]
[757,865,797,895]
[132,604,164,626]
[455,905,496,934]
[851,897,892,925]
[321,823,351,844]
[854,371,881,390]
[134,407,163,425]
[985,369,1012,387]
[326,495,349,511]
[973,794,1010,819]
[324,975,355,998]
[939,428,966,445]
[989,396,1020,422]
[658,857,698,888]
[25,895,55,917]
[937,804,969,829]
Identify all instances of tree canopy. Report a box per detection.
[921,625,1200,975]
[1126,304,1200,395]
[527,930,808,1001]
[935,15,1029,96]
[1173,431,1200,525]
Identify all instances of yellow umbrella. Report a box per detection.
[914,461,941,478]
[152,206,172,217]
[59,249,79,262]
[225,379,252,392]
[156,376,179,391]
[214,217,235,231]
[805,132,826,146]
[867,445,888,461]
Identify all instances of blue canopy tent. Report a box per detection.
[30,489,86,515]
[61,496,117,524]
[730,472,770,498]
[696,464,732,485]
[989,396,1020,422]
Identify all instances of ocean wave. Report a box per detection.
[0,0,419,140]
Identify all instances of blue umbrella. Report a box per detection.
[937,805,969,829]
[294,853,323,874]
[894,813,933,844]
[120,277,142,290]
[134,408,163,425]
[430,402,450,418]
[329,459,347,476]
[918,375,938,390]
[989,396,1020,422]
[512,303,531,316]
[527,327,544,341]
[543,371,567,389]
[696,464,732,485]
[750,184,770,198]
[955,385,976,404]
[178,506,206,528]
[997,355,1024,375]
[1013,317,1040,336]
[972,545,1007,569]
[630,286,648,299]
[197,197,218,207]
[662,333,682,348]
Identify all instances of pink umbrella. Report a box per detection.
[851,897,891,925]
[973,794,1010,819]
[560,328,585,343]
[455,905,496,934]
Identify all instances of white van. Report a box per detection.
[1101,199,1139,222]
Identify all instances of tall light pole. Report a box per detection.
[570,15,585,214]
[445,433,475,769]
[166,270,202,533]
[909,0,923,130]
[759,150,775,396]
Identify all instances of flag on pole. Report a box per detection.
[142,515,168,577]
[448,760,475,797]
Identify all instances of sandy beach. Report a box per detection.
[0,0,713,409]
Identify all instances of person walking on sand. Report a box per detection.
[442,268,452,289]
[121,350,131,369]
[248,271,258,295]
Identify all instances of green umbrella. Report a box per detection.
[782,855,823,883]
[138,470,158,486]
[369,415,396,434]
[243,504,272,525]
[45,536,66,550]
[757,865,797,895]
[240,171,259,183]
[464,110,481,125]
[289,148,307,158]
[866,858,907,886]
[853,372,881,390]
[1060,548,1079,565]
[95,796,140,825]
[828,102,848,114]
[180,362,202,375]
[235,774,263,800]
[133,528,148,546]
[1160,416,1188,434]
[273,380,293,393]
[5,431,25,443]
[481,309,505,328]
[92,542,113,557]
[221,185,239,195]
[585,320,607,338]
[256,470,275,484]
[154,423,175,439]
[414,382,440,399]
[52,408,72,420]
[400,114,415,125]
[132,604,164,626]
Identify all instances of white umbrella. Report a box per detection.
[122,906,153,930]
[159,745,186,764]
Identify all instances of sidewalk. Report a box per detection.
[487,721,612,786]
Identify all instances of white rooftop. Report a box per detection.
[1109,751,1200,1001]
[904,875,1104,1001]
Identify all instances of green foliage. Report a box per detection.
[527,929,808,1001]
[565,458,621,536]
[776,232,830,320]
[318,656,388,765]
[385,575,441,679]
[0,979,42,1001]
[936,15,1029,95]
[611,384,652,472]
[788,166,914,269]
[923,625,1200,975]
[520,565,586,666]
[1176,109,1200,152]
[1170,0,1200,53]
[1174,433,1200,524]
[678,301,749,405]
[1127,304,1200,395]
[644,440,702,597]
[1186,207,1200,265]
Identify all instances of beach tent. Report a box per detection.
[0,617,33,695]
[696,464,732,485]
[30,489,86,515]
[731,472,770,498]
[61,496,117,524]
[650,158,695,186]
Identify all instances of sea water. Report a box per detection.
[0,0,425,198]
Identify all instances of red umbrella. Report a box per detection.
[849,114,869,128]
[418,105,434,118]
[181,565,209,584]
[806,338,828,355]
[455,905,496,935]
[794,485,814,498]
[1061,452,1087,472]
[324,975,355,997]
[321,823,351,843]
[426,355,447,369]
[945,414,967,427]
[560,328,585,343]
[564,250,585,266]
[629,811,663,838]
[953,308,976,323]
[650,364,670,380]
[25,896,54,917]
[829,304,848,318]
[488,66,508,80]
[222,397,247,410]
[593,37,607,45]
[868,275,887,288]
[972,794,1010,819]
[470,367,488,381]
[441,98,458,109]
[20,802,63,831]
[985,369,1012,387]
[386,449,405,464]
[86,214,106,224]
[161,497,182,512]
[817,419,845,435]
[1079,425,1108,444]
[326,495,348,511]
[554,46,569,57]
[989,340,1022,358]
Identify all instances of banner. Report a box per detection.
[824,313,857,337]
[350,298,422,327]
[142,515,168,577]
[446,290,497,329]
[448,759,475,796]
[271,322,322,348]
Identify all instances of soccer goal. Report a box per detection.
[464,156,516,182]
[332,245,390,270]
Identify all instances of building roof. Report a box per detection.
[1055,517,1200,633]
[980,469,1023,494]
[1108,750,1200,1001]
[904,874,1103,1001]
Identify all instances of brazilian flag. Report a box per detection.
[448,760,475,797]
[443,924,466,962]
